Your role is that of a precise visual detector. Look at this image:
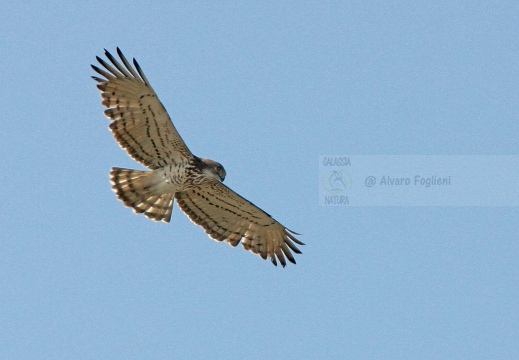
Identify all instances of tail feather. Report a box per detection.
[110,167,174,222]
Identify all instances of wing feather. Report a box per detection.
[175,181,304,267]
[92,48,192,168]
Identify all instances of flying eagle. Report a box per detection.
[91,49,303,267]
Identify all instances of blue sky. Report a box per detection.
[1,1,518,359]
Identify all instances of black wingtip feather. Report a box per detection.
[286,231,305,246]
[286,228,302,236]
[104,49,116,62]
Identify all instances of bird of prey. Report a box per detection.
[91,48,303,267]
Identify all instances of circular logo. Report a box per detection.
[322,170,352,194]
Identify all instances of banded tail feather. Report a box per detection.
[110,167,174,222]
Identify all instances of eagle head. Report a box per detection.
[200,158,226,182]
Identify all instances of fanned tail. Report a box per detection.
[110,167,174,222]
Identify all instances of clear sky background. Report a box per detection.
[1,1,518,359]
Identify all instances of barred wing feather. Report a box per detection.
[92,48,192,169]
[175,181,304,267]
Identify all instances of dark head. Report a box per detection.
[199,158,226,182]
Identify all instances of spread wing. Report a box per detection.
[175,181,304,267]
[92,48,192,169]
